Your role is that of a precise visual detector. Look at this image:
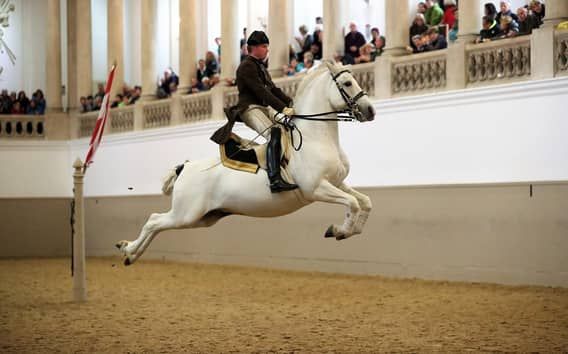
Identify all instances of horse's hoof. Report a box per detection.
[324,225,335,238]
[115,243,122,250]
[124,258,131,266]
[336,235,346,241]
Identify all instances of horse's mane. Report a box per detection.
[294,64,331,100]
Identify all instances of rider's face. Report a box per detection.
[250,44,269,60]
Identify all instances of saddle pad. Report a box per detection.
[220,135,260,174]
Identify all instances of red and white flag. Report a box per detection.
[84,65,116,171]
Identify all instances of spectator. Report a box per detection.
[11,101,23,114]
[312,28,323,60]
[283,57,302,76]
[496,1,519,24]
[355,43,374,64]
[425,27,448,51]
[240,27,248,62]
[517,7,538,35]
[449,10,459,42]
[315,16,323,31]
[344,22,366,63]
[369,27,386,59]
[484,2,498,22]
[205,51,219,76]
[93,95,102,111]
[417,2,427,15]
[476,15,502,43]
[86,96,95,111]
[33,89,46,114]
[410,13,429,49]
[528,0,545,27]
[79,96,89,113]
[118,94,130,108]
[296,25,313,61]
[157,68,179,98]
[129,86,142,104]
[94,83,105,101]
[425,0,444,26]
[17,91,30,113]
[498,15,519,38]
[407,35,427,53]
[298,52,320,73]
[0,89,11,113]
[442,0,457,29]
[27,99,39,115]
[111,94,122,108]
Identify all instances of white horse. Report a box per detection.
[117,61,376,265]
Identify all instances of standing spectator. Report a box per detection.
[313,28,323,59]
[27,99,39,115]
[240,27,248,62]
[425,0,444,26]
[0,89,11,113]
[496,1,519,24]
[11,101,23,114]
[528,0,545,27]
[499,15,519,38]
[449,10,459,42]
[484,3,498,22]
[315,16,323,31]
[17,91,30,113]
[410,14,429,50]
[295,25,313,61]
[344,22,366,63]
[417,2,427,15]
[369,27,386,59]
[94,83,105,101]
[442,0,457,29]
[476,15,502,43]
[517,7,538,35]
[33,90,46,114]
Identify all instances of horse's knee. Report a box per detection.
[359,195,372,211]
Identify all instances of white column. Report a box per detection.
[268,0,291,77]
[141,0,157,100]
[76,0,93,102]
[531,0,568,80]
[107,0,124,98]
[383,0,408,56]
[323,0,344,60]
[179,0,198,91]
[221,0,241,81]
[195,0,208,60]
[46,0,62,111]
[458,0,481,42]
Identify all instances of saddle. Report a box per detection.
[219,132,292,175]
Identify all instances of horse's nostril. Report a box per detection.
[368,106,376,120]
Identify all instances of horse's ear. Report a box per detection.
[323,60,336,73]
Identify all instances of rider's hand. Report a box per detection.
[282,107,294,116]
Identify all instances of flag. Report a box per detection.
[84,65,116,171]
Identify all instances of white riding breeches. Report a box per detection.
[240,105,278,140]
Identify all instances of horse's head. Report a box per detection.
[324,61,375,122]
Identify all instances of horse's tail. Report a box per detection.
[161,162,187,196]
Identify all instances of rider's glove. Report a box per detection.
[282,107,295,117]
[274,112,288,124]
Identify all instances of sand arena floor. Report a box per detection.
[1,257,567,353]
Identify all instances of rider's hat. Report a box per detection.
[247,31,270,46]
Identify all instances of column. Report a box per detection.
[268,0,292,78]
[141,0,157,100]
[531,0,568,79]
[46,0,62,111]
[179,0,198,91]
[447,0,481,90]
[383,0,409,56]
[322,0,344,60]
[220,0,241,81]
[67,0,93,110]
[107,0,124,99]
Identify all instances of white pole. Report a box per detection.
[72,158,87,302]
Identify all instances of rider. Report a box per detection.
[211,30,298,193]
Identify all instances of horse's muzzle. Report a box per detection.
[366,105,376,121]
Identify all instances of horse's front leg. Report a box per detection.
[311,180,361,240]
[339,183,372,235]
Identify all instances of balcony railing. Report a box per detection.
[3,30,565,141]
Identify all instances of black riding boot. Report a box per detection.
[267,127,298,193]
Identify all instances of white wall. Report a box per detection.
[2,77,566,198]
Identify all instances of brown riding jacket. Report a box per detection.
[210,55,292,144]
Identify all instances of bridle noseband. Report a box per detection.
[330,69,368,121]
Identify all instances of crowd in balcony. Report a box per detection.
[0,89,45,115]
[80,83,142,113]
[476,0,545,43]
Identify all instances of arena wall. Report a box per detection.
[1,78,567,286]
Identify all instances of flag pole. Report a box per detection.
[72,158,87,302]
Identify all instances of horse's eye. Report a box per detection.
[344,81,352,87]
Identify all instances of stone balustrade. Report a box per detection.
[4,31,566,141]
[391,50,447,96]
[0,115,46,138]
[556,30,568,76]
[466,36,531,86]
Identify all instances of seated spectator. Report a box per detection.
[410,14,428,49]
[32,90,46,114]
[94,83,105,101]
[79,96,90,113]
[425,27,448,51]
[498,15,519,38]
[344,22,366,63]
[417,2,427,15]
[111,94,123,108]
[189,77,205,93]
[369,27,386,58]
[17,91,30,113]
[118,94,130,108]
[11,101,24,114]
[407,35,427,53]
[517,7,538,35]
[355,43,374,64]
[283,57,301,76]
[0,89,11,113]
[27,99,39,115]
[484,2,498,22]
[496,1,519,23]
[298,52,320,73]
[157,68,179,98]
[442,0,457,29]
[205,51,219,76]
[93,95,102,111]
[425,0,444,26]
[86,96,95,111]
[129,86,142,104]
[476,15,502,43]
[528,0,545,27]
